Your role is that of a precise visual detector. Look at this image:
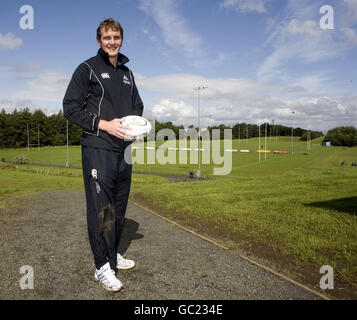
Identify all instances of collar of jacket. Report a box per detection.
[97,48,130,68]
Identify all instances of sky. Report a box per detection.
[0,0,357,132]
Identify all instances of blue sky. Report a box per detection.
[0,0,356,132]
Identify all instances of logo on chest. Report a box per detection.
[101,73,110,79]
[123,74,131,85]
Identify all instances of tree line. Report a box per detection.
[0,108,82,148]
[0,108,326,148]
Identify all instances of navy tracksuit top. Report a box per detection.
[63,48,144,152]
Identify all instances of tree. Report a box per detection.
[7,109,26,148]
[299,130,323,141]
[30,109,47,146]
[324,126,357,146]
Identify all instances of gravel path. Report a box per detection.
[0,190,324,300]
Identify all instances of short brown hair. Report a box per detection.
[96,18,123,40]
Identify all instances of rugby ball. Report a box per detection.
[121,115,152,141]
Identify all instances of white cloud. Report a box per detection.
[22,72,70,102]
[139,0,202,61]
[342,27,357,46]
[344,0,357,19]
[0,99,49,114]
[289,74,335,96]
[0,61,44,73]
[0,32,22,50]
[12,62,43,73]
[2,72,71,104]
[137,73,285,103]
[152,99,196,123]
[249,95,357,131]
[285,19,321,37]
[0,99,28,112]
[220,0,268,14]
[137,73,357,130]
[139,0,227,67]
[256,38,338,83]
[0,71,70,115]
[256,0,357,82]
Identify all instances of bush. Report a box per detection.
[300,130,323,141]
[14,156,29,164]
[324,126,357,147]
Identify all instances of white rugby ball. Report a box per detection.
[121,115,152,141]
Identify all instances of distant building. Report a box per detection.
[322,141,331,147]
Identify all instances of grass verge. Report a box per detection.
[0,163,83,210]
[129,171,357,299]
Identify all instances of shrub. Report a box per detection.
[324,126,357,147]
[14,156,29,164]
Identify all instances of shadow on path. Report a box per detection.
[118,218,144,255]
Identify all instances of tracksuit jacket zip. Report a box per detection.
[63,48,144,152]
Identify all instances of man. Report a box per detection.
[63,18,144,292]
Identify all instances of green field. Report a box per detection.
[0,137,356,296]
[2,136,355,176]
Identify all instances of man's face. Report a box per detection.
[97,27,122,58]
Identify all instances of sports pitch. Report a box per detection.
[0,136,356,297]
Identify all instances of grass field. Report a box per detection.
[0,137,356,296]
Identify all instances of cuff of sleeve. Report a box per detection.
[93,116,101,132]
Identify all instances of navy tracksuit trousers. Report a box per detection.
[82,145,132,270]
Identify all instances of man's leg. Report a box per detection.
[82,146,118,270]
[114,153,132,252]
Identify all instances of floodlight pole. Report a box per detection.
[193,85,207,178]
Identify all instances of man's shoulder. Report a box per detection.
[120,64,130,73]
[72,56,95,72]
[71,55,101,77]
[82,55,100,69]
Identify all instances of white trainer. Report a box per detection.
[94,262,123,292]
[117,253,135,270]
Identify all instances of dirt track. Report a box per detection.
[0,190,326,300]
